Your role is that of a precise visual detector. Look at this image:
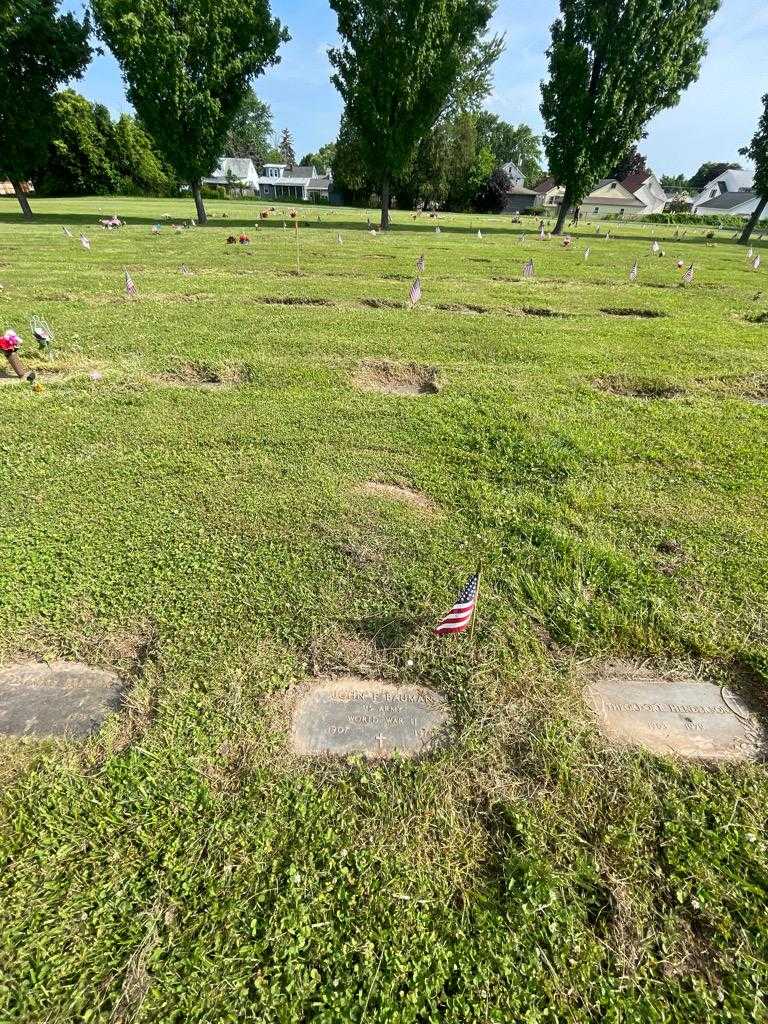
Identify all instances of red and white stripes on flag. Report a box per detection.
[434,573,479,636]
[124,269,137,296]
[79,234,91,250]
[754,254,761,271]
[522,257,534,279]
[682,263,694,285]
[409,277,422,306]
[629,259,638,282]
[416,254,425,273]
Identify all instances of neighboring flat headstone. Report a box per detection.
[292,677,450,758]
[586,673,765,760]
[0,661,124,739]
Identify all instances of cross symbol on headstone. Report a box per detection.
[375,733,386,749]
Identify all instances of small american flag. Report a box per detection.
[520,234,526,244]
[539,225,545,240]
[435,226,441,234]
[682,263,694,285]
[434,573,479,636]
[629,259,638,282]
[416,254,425,273]
[651,240,660,254]
[754,255,761,271]
[62,226,72,238]
[124,269,137,296]
[337,233,343,244]
[409,277,422,306]
[522,257,534,279]
[584,247,590,260]
[79,234,91,250]
[747,247,753,259]
[477,230,483,239]
[179,264,192,276]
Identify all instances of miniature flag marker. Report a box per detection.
[682,263,694,285]
[629,259,638,282]
[62,226,72,238]
[416,254,425,273]
[79,234,91,250]
[522,257,534,279]
[434,571,480,637]
[754,254,761,271]
[409,277,422,307]
[477,230,483,239]
[584,247,590,260]
[651,240,660,254]
[179,264,192,276]
[337,233,343,244]
[747,247,753,259]
[124,269,137,297]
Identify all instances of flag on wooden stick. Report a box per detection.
[416,254,425,273]
[409,277,422,307]
[434,573,480,636]
[124,269,137,296]
[522,257,534,279]
[682,263,694,285]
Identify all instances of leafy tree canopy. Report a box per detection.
[278,128,296,166]
[300,143,337,172]
[91,0,288,222]
[475,112,543,185]
[540,0,719,233]
[223,89,274,166]
[609,144,651,181]
[738,93,768,244]
[0,0,92,217]
[328,0,498,228]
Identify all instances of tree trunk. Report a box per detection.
[552,186,572,235]
[380,177,390,231]
[739,195,767,245]
[191,179,207,224]
[12,180,33,220]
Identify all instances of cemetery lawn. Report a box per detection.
[1,196,768,1023]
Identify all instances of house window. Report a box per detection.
[619,208,624,215]
[593,207,599,213]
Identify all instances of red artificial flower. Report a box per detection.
[0,329,21,352]
[239,234,250,244]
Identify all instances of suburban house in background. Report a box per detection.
[532,177,645,218]
[202,158,261,194]
[694,190,768,221]
[202,159,334,202]
[500,161,525,187]
[498,158,538,213]
[619,171,668,214]
[691,169,754,212]
[258,164,332,202]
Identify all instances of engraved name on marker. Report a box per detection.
[586,676,765,760]
[292,677,450,758]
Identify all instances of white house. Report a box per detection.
[620,171,668,214]
[202,157,261,194]
[532,177,644,218]
[500,160,525,188]
[691,169,754,213]
[258,164,331,201]
[695,191,768,221]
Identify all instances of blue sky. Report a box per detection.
[63,0,767,177]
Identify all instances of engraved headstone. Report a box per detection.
[292,677,450,758]
[586,674,764,760]
[0,661,124,739]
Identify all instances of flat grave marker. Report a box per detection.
[292,676,450,758]
[0,661,124,739]
[586,672,765,760]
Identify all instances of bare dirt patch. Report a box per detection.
[746,312,768,324]
[353,359,440,396]
[592,376,684,400]
[599,307,667,319]
[357,480,438,514]
[261,296,335,307]
[435,301,489,315]
[521,306,563,318]
[155,361,249,389]
[359,297,405,310]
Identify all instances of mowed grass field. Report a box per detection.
[1,196,767,1023]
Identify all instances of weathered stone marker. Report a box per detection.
[586,674,765,760]
[292,677,450,758]
[0,661,124,739]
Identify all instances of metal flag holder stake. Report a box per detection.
[30,316,54,358]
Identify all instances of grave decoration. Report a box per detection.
[30,316,54,357]
[1,329,33,380]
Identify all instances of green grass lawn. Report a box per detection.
[1,195,767,1023]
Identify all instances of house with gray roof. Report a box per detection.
[259,164,331,201]
[691,169,754,213]
[202,158,260,194]
[695,190,768,220]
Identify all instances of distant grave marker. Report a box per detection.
[586,671,764,760]
[292,677,450,758]
[0,661,124,739]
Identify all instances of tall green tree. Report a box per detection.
[223,89,273,166]
[278,128,296,166]
[608,144,651,182]
[540,0,719,234]
[739,94,768,245]
[328,0,497,229]
[0,0,91,218]
[300,143,337,173]
[92,0,287,223]
[475,113,543,184]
